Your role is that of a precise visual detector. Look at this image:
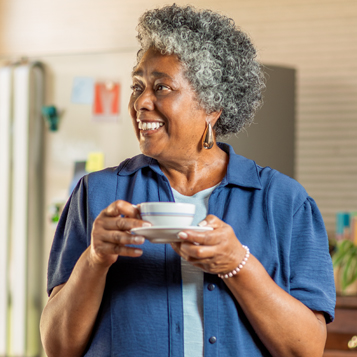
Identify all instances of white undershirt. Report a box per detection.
[172,185,217,357]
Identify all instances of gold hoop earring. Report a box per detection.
[203,122,214,150]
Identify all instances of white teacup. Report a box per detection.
[140,202,195,227]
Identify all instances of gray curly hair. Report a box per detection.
[135,4,265,136]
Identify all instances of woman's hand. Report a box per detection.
[170,214,246,275]
[89,200,151,269]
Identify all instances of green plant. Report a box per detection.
[332,240,357,291]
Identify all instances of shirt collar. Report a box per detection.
[118,154,163,177]
[218,142,262,189]
[118,142,262,190]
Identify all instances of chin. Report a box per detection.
[139,142,160,159]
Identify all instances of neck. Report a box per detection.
[158,144,228,196]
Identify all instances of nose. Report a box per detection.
[133,88,155,112]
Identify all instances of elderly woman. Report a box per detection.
[40,4,335,357]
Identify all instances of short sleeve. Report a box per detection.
[47,177,89,296]
[289,197,336,322]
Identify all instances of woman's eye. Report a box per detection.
[156,84,169,91]
[130,84,142,94]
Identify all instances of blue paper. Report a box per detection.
[71,77,94,104]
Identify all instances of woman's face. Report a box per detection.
[128,48,209,163]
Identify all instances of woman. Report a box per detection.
[40,4,335,357]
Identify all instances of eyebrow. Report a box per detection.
[132,70,173,80]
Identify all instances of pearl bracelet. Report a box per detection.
[218,245,250,279]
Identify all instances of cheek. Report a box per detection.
[128,100,140,139]
[132,121,140,140]
[128,97,136,118]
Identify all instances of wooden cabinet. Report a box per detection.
[324,296,357,356]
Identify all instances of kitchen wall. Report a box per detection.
[4,0,354,233]
[1,1,357,352]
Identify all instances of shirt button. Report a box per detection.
[207,284,215,291]
[209,336,217,344]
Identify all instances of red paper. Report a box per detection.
[93,81,120,121]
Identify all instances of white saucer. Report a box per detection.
[130,226,213,243]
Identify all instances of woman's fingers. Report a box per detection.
[171,241,215,262]
[100,230,145,246]
[178,230,217,246]
[95,237,145,257]
[90,230,145,266]
[171,214,244,274]
[179,242,216,259]
[171,241,236,274]
[97,215,150,232]
[178,217,231,246]
[97,200,151,232]
[198,214,223,229]
[94,200,150,233]
[90,200,151,265]
[104,200,140,218]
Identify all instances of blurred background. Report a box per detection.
[0,0,356,356]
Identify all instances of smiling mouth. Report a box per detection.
[137,120,164,131]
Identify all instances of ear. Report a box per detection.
[207,109,222,127]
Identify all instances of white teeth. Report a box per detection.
[138,121,164,131]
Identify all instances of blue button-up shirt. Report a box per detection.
[48,143,335,357]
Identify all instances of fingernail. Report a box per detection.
[132,204,137,208]
[134,236,145,244]
[142,222,152,227]
[134,249,143,255]
[198,220,207,227]
[178,231,188,239]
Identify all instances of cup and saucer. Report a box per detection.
[130,202,213,243]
